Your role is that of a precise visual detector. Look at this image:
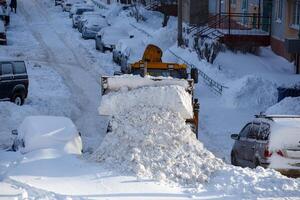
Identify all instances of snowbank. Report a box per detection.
[16,116,82,155]
[266,97,300,115]
[224,75,278,110]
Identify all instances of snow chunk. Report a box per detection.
[16,116,82,155]
[266,97,300,115]
[104,75,190,92]
[99,84,193,119]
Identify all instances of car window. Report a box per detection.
[13,61,26,74]
[1,63,13,76]
[257,123,270,141]
[247,123,260,139]
[239,123,252,138]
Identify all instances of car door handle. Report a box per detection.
[251,146,255,149]
[242,145,246,147]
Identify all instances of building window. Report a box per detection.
[292,0,300,28]
[275,0,283,22]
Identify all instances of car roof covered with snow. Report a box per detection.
[115,36,147,62]
[85,17,107,27]
[16,116,82,155]
[98,26,131,45]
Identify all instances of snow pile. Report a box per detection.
[224,75,278,110]
[266,97,300,115]
[92,85,223,186]
[210,166,300,197]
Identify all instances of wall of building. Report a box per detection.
[182,0,208,25]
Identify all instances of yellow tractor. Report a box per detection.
[118,44,199,83]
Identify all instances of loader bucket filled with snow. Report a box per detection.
[93,75,222,186]
[100,75,199,133]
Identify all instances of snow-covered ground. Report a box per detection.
[0,0,300,199]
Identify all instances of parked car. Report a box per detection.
[72,7,95,28]
[81,17,108,39]
[0,60,28,105]
[69,3,93,18]
[62,0,84,12]
[95,26,133,52]
[0,20,6,45]
[230,114,300,177]
[77,12,103,33]
[11,116,82,155]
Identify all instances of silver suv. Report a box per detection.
[230,115,300,177]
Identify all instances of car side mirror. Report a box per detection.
[129,35,134,39]
[231,134,239,140]
[11,129,18,135]
[191,68,198,84]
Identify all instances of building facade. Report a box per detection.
[271,0,300,73]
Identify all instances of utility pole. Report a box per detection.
[177,0,184,46]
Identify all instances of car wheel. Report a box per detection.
[254,158,261,168]
[231,153,238,166]
[11,93,24,106]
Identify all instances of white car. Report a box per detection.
[82,17,108,39]
[11,116,82,155]
[95,26,134,52]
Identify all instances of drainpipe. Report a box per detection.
[177,0,184,46]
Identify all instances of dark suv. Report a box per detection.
[230,115,300,177]
[0,61,28,105]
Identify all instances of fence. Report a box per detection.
[168,49,227,95]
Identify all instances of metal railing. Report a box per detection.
[168,49,227,95]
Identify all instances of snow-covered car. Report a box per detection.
[81,17,108,39]
[62,0,83,12]
[72,6,95,28]
[11,116,82,155]
[77,12,104,33]
[95,26,133,52]
[112,36,146,72]
[230,115,300,177]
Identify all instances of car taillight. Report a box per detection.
[264,148,272,158]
